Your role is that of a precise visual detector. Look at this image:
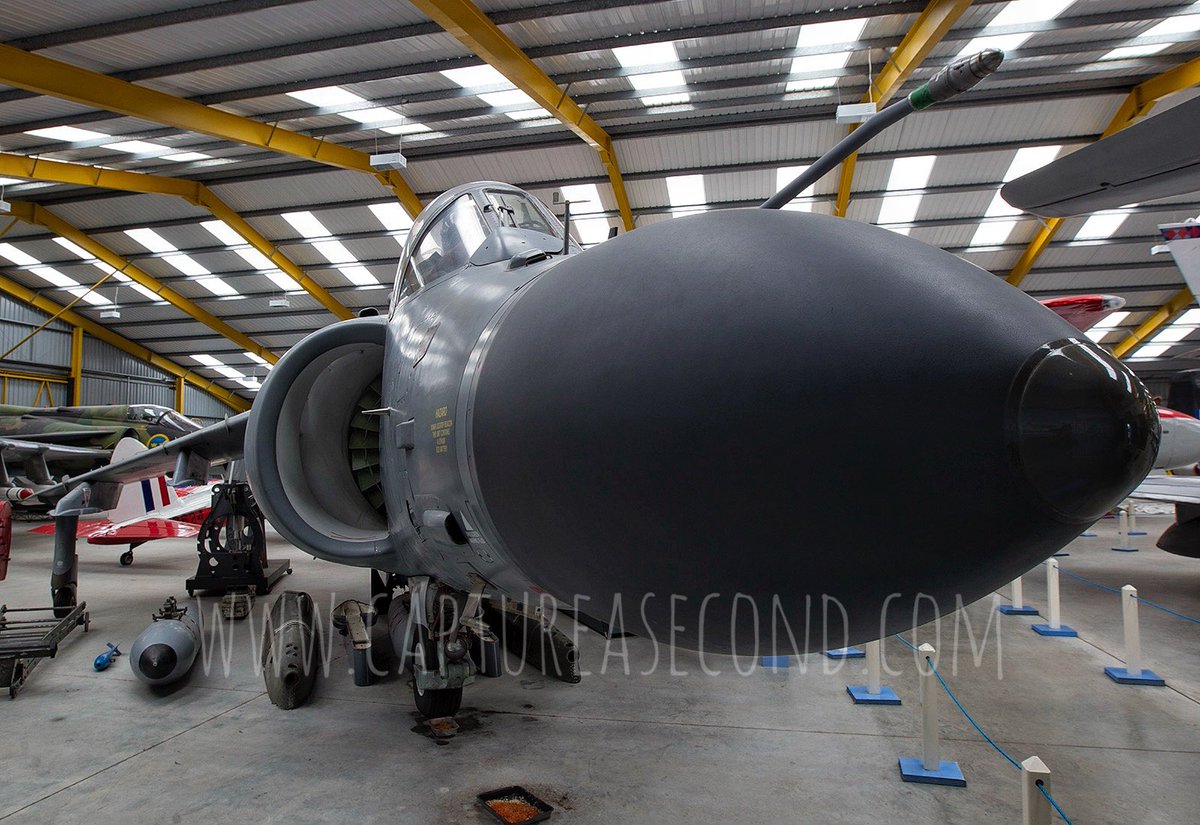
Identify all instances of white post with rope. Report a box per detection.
[1032,559,1077,636]
[898,643,964,785]
[846,638,900,704]
[1021,756,1052,825]
[1104,584,1166,685]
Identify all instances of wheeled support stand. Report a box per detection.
[186,482,289,597]
[50,514,79,618]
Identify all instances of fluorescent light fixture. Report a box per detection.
[441,64,509,88]
[192,354,223,367]
[0,242,40,266]
[957,0,1076,56]
[665,174,706,213]
[282,211,331,239]
[337,264,378,286]
[102,140,166,154]
[613,42,691,107]
[368,202,414,232]
[1131,343,1171,359]
[287,86,364,107]
[162,152,212,162]
[125,227,176,253]
[1075,212,1128,240]
[25,126,108,143]
[776,166,814,212]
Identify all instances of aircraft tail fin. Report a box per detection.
[110,438,179,523]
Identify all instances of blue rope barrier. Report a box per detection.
[894,633,917,652]
[1038,781,1074,824]
[1057,567,1200,624]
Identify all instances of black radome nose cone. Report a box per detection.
[1009,338,1159,522]
[139,643,177,681]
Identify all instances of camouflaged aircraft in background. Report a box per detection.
[0,404,200,505]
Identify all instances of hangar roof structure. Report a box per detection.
[0,0,1197,404]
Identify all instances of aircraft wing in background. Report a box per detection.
[1040,294,1127,332]
[42,413,248,516]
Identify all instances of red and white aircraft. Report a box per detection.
[29,438,212,565]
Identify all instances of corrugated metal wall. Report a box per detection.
[0,296,240,420]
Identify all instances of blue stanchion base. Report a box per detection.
[1128,531,1147,536]
[997,605,1040,615]
[1111,546,1139,552]
[1104,666,1166,686]
[823,647,864,659]
[760,655,790,669]
[1032,623,1077,637]
[847,684,901,705]
[898,758,966,786]
[1081,532,1097,537]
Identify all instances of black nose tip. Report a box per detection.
[1009,338,1159,522]
[138,643,177,681]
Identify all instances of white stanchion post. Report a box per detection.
[1104,583,1166,684]
[1129,506,1139,533]
[1047,561,1061,629]
[1119,505,1130,538]
[866,638,881,695]
[1021,756,1052,825]
[919,643,939,771]
[1012,576,1024,609]
[1122,584,1142,675]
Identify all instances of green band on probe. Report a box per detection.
[908,85,935,111]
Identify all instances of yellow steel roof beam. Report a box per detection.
[833,0,975,218]
[407,0,635,231]
[0,272,250,412]
[0,152,352,320]
[1008,54,1200,307]
[0,44,424,217]
[7,200,279,365]
[1112,288,1193,360]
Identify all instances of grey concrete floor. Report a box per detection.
[0,517,1197,824]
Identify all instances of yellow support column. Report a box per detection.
[69,326,83,404]
[408,0,635,230]
[833,0,975,217]
[175,376,186,414]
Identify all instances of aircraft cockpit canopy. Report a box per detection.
[393,183,578,305]
[133,404,201,432]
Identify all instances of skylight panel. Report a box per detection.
[345,107,400,125]
[103,140,166,154]
[970,219,1019,247]
[125,228,177,253]
[200,219,241,246]
[956,0,1075,57]
[1075,212,1128,240]
[787,18,867,92]
[1131,343,1170,359]
[288,86,365,107]
[192,354,222,367]
[215,365,245,380]
[1174,308,1200,325]
[381,122,432,136]
[877,156,936,233]
[441,65,509,89]
[478,88,545,120]
[0,243,40,266]
[665,174,706,214]
[163,152,212,162]
[282,211,331,239]
[1102,12,1200,60]
[338,265,379,286]
[560,184,610,245]
[245,352,273,369]
[31,266,79,288]
[775,166,814,212]
[162,253,208,277]
[613,42,691,107]
[368,202,414,233]
[1152,326,1193,343]
[312,240,357,264]
[25,126,108,143]
[193,276,238,297]
[969,146,1062,246]
[200,220,294,291]
[51,237,161,301]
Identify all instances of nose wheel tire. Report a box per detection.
[119,550,134,567]
[411,625,463,719]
